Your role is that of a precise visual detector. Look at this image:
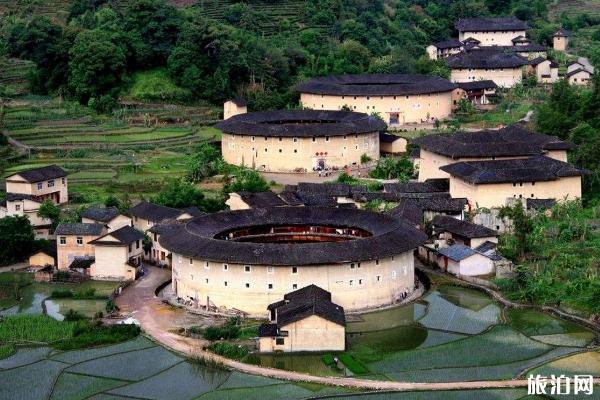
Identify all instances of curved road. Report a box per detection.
[116,266,599,392]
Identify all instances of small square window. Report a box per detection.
[189,258,193,265]
[37,182,43,190]
[325,136,330,142]
[375,259,379,265]
[350,263,355,269]
[48,180,54,188]
[268,283,273,289]
[76,237,83,246]
[293,137,298,142]
[224,281,228,286]
[276,337,285,345]
[292,267,298,274]
[205,262,210,269]
[349,280,354,286]
[359,279,363,285]
[245,283,250,288]
[205,278,209,284]
[292,284,298,289]
[376,275,381,282]
[59,236,66,245]
[223,264,228,271]
[244,265,251,273]
[357,262,361,268]
[15,204,21,211]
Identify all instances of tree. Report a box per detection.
[37,200,61,231]
[498,202,533,259]
[186,143,225,182]
[369,157,415,181]
[223,169,269,194]
[0,215,36,265]
[68,29,126,103]
[151,179,224,212]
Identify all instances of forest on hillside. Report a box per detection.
[0,0,589,112]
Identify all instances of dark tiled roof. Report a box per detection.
[5,192,42,203]
[81,206,120,223]
[384,180,448,194]
[353,191,450,202]
[90,225,144,246]
[148,219,184,234]
[566,68,590,78]
[278,191,305,206]
[159,207,427,266]
[33,240,57,259]
[272,285,345,328]
[528,56,546,66]
[474,241,502,260]
[412,124,575,158]
[462,37,481,44]
[432,215,497,238]
[402,197,468,213]
[129,201,184,223]
[553,28,570,37]
[295,74,456,96]
[440,156,585,184]
[386,199,423,226]
[526,198,556,210]
[7,165,67,183]
[432,38,463,49]
[215,110,386,138]
[438,244,478,261]
[228,97,247,107]
[379,132,404,143]
[456,17,529,32]
[182,207,206,218]
[237,191,287,208]
[55,223,105,236]
[502,44,547,52]
[446,49,529,69]
[512,35,530,43]
[296,182,356,197]
[69,257,95,270]
[457,80,498,91]
[258,323,279,337]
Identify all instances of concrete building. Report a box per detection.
[440,156,585,208]
[55,223,107,270]
[295,74,456,127]
[89,225,145,281]
[431,215,498,248]
[223,98,247,120]
[436,244,495,276]
[216,110,385,172]
[81,206,132,232]
[29,241,57,269]
[379,132,407,154]
[258,285,345,353]
[446,48,529,88]
[552,28,570,52]
[529,58,559,84]
[1,165,68,238]
[456,17,529,46]
[159,207,427,315]
[567,68,592,86]
[426,39,464,60]
[413,124,575,181]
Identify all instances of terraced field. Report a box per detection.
[549,0,600,18]
[0,58,34,96]
[0,0,70,22]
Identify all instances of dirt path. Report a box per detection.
[115,266,600,392]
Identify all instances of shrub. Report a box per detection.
[360,153,372,164]
[64,309,87,321]
[51,289,74,299]
[207,342,249,360]
[73,287,97,299]
[106,299,118,313]
[322,354,335,365]
[338,353,369,374]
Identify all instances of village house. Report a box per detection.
[552,28,570,52]
[413,124,575,181]
[258,285,346,353]
[55,223,107,270]
[426,38,463,60]
[379,132,407,154]
[226,191,288,210]
[529,57,559,84]
[29,241,57,270]
[295,74,456,127]
[436,244,496,276]
[81,206,132,232]
[446,48,529,88]
[566,58,594,85]
[89,225,145,281]
[456,17,529,46]
[1,165,69,238]
[223,98,247,120]
[454,80,498,106]
[440,155,585,209]
[431,215,498,248]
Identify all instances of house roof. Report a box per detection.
[384,180,448,194]
[456,80,498,91]
[512,35,530,43]
[7,165,67,183]
[462,37,481,44]
[432,38,463,49]
[295,74,456,96]
[215,110,386,138]
[528,56,547,66]
[81,206,120,223]
[474,240,503,260]
[32,240,57,259]
[129,201,185,223]
[432,215,497,238]
[446,48,529,69]
[268,285,345,328]
[236,191,287,208]
[5,192,42,203]
[412,123,575,158]
[502,44,546,52]
[391,197,468,213]
[379,132,404,143]
[258,323,279,337]
[455,17,529,32]
[159,207,428,266]
[553,28,570,37]
[277,191,305,206]
[566,68,590,78]
[440,156,586,184]
[386,199,424,226]
[181,207,206,218]
[526,198,556,210]
[69,257,95,270]
[55,223,105,236]
[227,97,247,107]
[438,244,478,261]
[89,225,144,246]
